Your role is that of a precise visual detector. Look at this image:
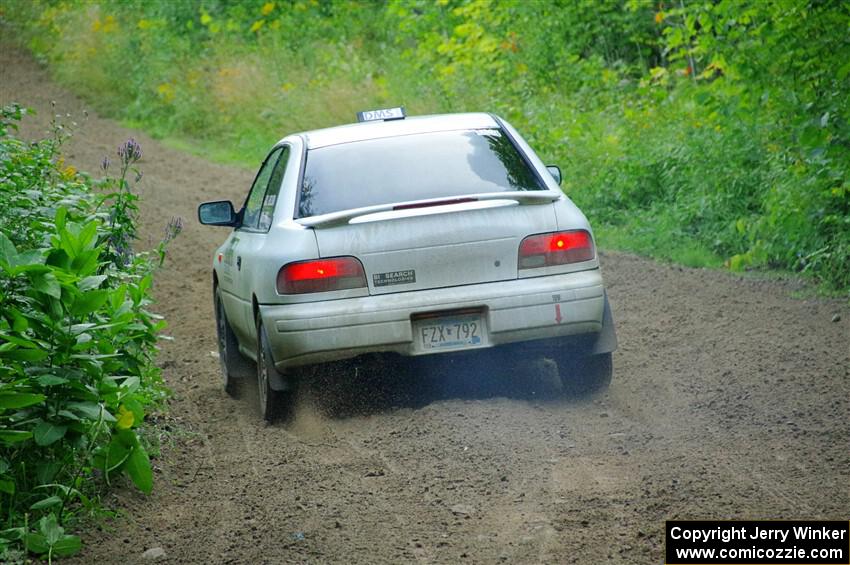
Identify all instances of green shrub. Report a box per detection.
[0,104,178,561]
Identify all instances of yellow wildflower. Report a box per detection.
[261,2,275,16]
[61,165,76,180]
[116,405,135,430]
[101,15,117,33]
[157,83,175,103]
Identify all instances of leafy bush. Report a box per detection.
[0,104,179,560]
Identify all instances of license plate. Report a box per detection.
[413,312,488,353]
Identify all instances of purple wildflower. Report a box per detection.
[163,216,184,244]
[117,138,142,165]
[101,156,110,171]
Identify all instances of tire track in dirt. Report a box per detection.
[2,44,848,564]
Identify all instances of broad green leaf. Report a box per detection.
[15,250,44,267]
[46,248,70,270]
[71,249,100,276]
[57,409,80,421]
[0,392,46,409]
[75,332,93,346]
[119,376,141,394]
[0,479,14,494]
[47,295,64,321]
[3,348,49,362]
[0,526,24,541]
[39,514,63,545]
[55,207,67,232]
[0,430,33,443]
[24,532,48,554]
[115,427,139,449]
[66,401,104,420]
[36,461,62,484]
[109,285,127,310]
[31,271,61,298]
[125,445,153,494]
[51,535,82,557]
[123,397,145,424]
[104,440,130,473]
[0,332,40,348]
[37,374,68,387]
[33,421,68,446]
[70,352,121,361]
[11,310,28,332]
[78,221,98,251]
[70,323,95,334]
[70,289,109,316]
[30,495,63,510]
[0,232,17,267]
[79,274,107,291]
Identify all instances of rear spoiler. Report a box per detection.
[296,191,562,228]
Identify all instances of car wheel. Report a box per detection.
[214,286,250,396]
[554,351,613,396]
[256,315,295,422]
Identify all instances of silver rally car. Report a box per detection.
[199,108,617,419]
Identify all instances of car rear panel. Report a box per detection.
[259,268,605,370]
[313,201,559,294]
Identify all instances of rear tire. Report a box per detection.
[554,351,613,396]
[215,286,250,397]
[256,315,296,422]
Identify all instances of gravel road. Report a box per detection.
[2,45,848,564]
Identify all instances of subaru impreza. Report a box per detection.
[199,108,617,420]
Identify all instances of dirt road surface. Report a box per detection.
[2,46,848,564]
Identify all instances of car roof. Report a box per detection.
[299,112,499,149]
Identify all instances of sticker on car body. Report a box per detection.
[373,270,416,287]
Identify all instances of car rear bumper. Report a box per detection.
[260,269,606,371]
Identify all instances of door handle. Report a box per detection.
[236,256,242,271]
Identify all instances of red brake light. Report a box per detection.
[393,197,478,211]
[277,257,367,294]
[518,230,595,269]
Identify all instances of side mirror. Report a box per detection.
[546,165,562,185]
[198,200,238,227]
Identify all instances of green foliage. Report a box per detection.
[0,105,178,559]
[1,1,847,291]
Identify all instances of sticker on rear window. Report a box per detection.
[373,270,416,287]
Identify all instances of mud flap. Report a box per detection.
[590,291,618,355]
[268,368,295,391]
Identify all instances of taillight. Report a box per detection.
[277,257,367,294]
[518,230,595,269]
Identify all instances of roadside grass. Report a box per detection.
[594,221,724,270]
[144,129,259,171]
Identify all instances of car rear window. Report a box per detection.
[297,129,545,218]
